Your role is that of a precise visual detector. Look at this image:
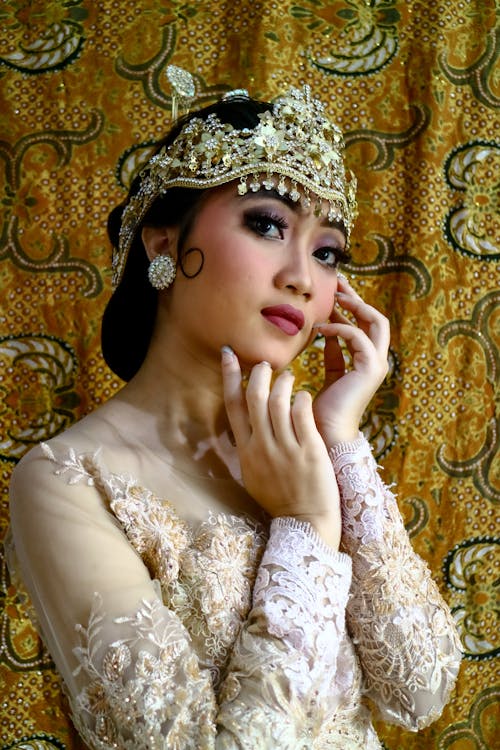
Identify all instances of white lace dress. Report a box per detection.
[8,435,462,749]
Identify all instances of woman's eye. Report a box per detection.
[313,246,341,268]
[244,211,288,239]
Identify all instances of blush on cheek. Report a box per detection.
[314,279,338,324]
[321,295,336,323]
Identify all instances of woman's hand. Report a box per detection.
[222,350,342,549]
[312,275,390,446]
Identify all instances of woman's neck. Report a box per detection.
[110,325,235,478]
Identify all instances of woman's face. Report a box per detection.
[165,182,347,371]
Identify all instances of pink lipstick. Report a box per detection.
[261,305,305,336]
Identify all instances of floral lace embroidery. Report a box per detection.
[329,436,462,730]
[108,483,268,685]
[69,597,380,750]
[71,596,217,750]
[253,517,352,702]
[328,436,388,549]
[216,517,357,747]
[41,442,268,688]
[41,441,193,585]
[37,441,462,747]
[170,513,267,685]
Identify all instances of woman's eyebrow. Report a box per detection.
[239,188,346,233]
[239,188,296,209]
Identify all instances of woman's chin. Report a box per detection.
[228,336,308,373]
[236,351,299,374]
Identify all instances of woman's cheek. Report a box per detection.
[304,329,320,350]
[318,283,337,322]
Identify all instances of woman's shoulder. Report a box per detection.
[10,398,136,504]
[16,396,136,469]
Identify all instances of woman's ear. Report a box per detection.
[141,225,180,263]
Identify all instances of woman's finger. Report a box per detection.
[336,273,362,298]
[268,370,296,446]
[245,360,273,436]
[221,347,251,444]
[316,321,388,380]
[335,278,390,353]
[335,289,387,326]
[290,389,317,445]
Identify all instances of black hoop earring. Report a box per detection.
[179,247,205,279]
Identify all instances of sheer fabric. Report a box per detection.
[8,435,461,749]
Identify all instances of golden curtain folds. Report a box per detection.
[0,1,498,748]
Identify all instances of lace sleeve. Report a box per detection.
[329,435,462,731]
[70,594,219,749]
[69,519,352,749]
[217,517,353,746]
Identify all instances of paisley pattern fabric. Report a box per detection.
[0,1,498,748]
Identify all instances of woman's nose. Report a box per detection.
[274,247,313,298]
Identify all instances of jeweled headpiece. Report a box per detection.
[114,85,357,288]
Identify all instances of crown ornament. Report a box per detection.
[115,85,357,289]
[166,64,196,121]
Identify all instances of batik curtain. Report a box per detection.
[0,1,498,748]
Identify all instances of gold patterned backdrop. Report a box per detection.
[0,1,498,748]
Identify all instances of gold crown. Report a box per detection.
[114,85,357,288]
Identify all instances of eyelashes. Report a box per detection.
[314,246,349,268]
[316,245,351,267]
[243,209,288,239]
[243,208,349,269]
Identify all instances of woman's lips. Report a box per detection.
[261,305,305,336]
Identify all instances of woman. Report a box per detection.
[8,86,461,748]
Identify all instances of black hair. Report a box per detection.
[102,95,273,382]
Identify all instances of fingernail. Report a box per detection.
[313,322,328,328]
[260,360,271,367]
[221,345,235,360]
